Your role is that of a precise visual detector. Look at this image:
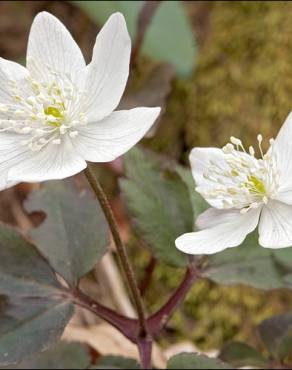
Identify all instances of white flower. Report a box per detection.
[176,112,292,254]
[0,12,160,189]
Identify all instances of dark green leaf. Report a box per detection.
[167,353,232,369]
[73,1,196,76]
[204,231,286,290]
[120,148,192,267]
[0,222,74,366]
[0,296,73,366]
[220,341,268,368]
[2,342,90,369]
[93,355,139,369]
[258,313,292,360]
[25,180,109,286]
[0,223,60,297]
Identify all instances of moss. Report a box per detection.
[186,1,292,149]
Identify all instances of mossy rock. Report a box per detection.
[187,1,292,149]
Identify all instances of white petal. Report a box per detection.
[26,12,86,84]
[175,208,261,255]
[75,107,160,162]
[84,13,131,122]
[259,200,292,248]
[189,147,229,208]
[190,147,227,183]
[196,207,228,229]
[0,58,29,104]
[0,133,33,190]
[275,186,292,205]
[0,57,28,80]
[272,112,292,204]
[8,136,86,183]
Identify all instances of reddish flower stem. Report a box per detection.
[81,164,201,368]
[137,337,153,369]
[148,262,200,337]
[84,165,148,338]
[70,288,138,342]
[69,260,200,367]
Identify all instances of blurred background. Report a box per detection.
[1,0,292,360]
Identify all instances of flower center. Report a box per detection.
[198,135,280,213]
[0,63,88,151]
[44,105,65,127]
[245,175,266,196]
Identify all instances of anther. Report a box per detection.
[249,146,255,156]
[230,136,242,146]
[27,96,36,105]
[223,143,234,153]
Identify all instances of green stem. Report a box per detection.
[84,165,148,337]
